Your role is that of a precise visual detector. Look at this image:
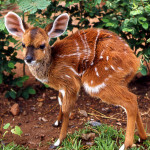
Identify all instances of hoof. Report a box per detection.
[49,144,57,149]
[119,144,125,150]
[52,120,61,127]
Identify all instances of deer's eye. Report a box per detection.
[22,43,25,48]
[40,44,45,49]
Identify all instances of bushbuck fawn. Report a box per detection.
[5,12,147,150]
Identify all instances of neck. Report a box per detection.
[26,48,51,84]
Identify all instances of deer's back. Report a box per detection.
[51,28,140,89]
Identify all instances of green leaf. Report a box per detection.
[102,18,109,23]
[8,62,15,69]
[11,126,23,136]
[145,5,150,13]
[130,10,142,16]
[142,22,148,30]
[0,73,3,84]
[140,65,147,76]
[28,88,36,94]
[137,51,142,57]
[18,0,50,14]
[44,84,49,88]
[9,90,16,99]
[0,18,5,31]
[3,123,10,129]
[22,91,29,99]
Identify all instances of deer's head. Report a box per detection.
[5,12,69,65]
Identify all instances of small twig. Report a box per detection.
[0,118,3,134]
[44,104,58,115]
[89,108,126,122]
[87,126,101,135]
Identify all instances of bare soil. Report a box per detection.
[0,76,150,150]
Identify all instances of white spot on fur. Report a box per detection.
[65,75,71,78]
[118,67,123,70]
[100,50,104,59]
[54,120,59,126]
[108,75,112,78]
[91,80,93,84]
[106,56,109,61]
[104,78,109,81]
[100,56,103,59]
[58,97,62,105]
[58,53,82,58]
[54,139,60,146]
[105,67,108,70]
[95,67,100,77]
[60,89,65,98]
[110,65,115,71]
[66,66,79,76]
[74,40,80,61]
[125,44,128,47]
[84,82,106,94]
[119,144,125,150]
[43,50,45,54]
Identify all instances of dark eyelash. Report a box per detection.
[40,44,45,49]
[22,43,25,48]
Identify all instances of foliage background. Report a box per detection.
[0,0,150,99]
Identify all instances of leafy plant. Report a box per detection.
[2,123,23,138]
[59,124,150,150]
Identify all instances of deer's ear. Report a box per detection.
[4,12,28,37]
[45,13,69,38]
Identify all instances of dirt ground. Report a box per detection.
[0,75,150,150]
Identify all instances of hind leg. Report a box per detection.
[136,110,147,141]
[53,92,63,127]
[91,84,139,149]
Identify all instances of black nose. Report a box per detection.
[25,55,33,63]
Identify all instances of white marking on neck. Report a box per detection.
[58,97,62,105]
[25,60,37,66]
[60,89,65,98]
[54,139,60,147]
[91,80,93,84]
[84,82,106,94]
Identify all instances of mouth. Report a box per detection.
[24,60,36,66]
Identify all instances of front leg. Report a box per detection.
[50,88,78,149]
[53,92,63,127]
